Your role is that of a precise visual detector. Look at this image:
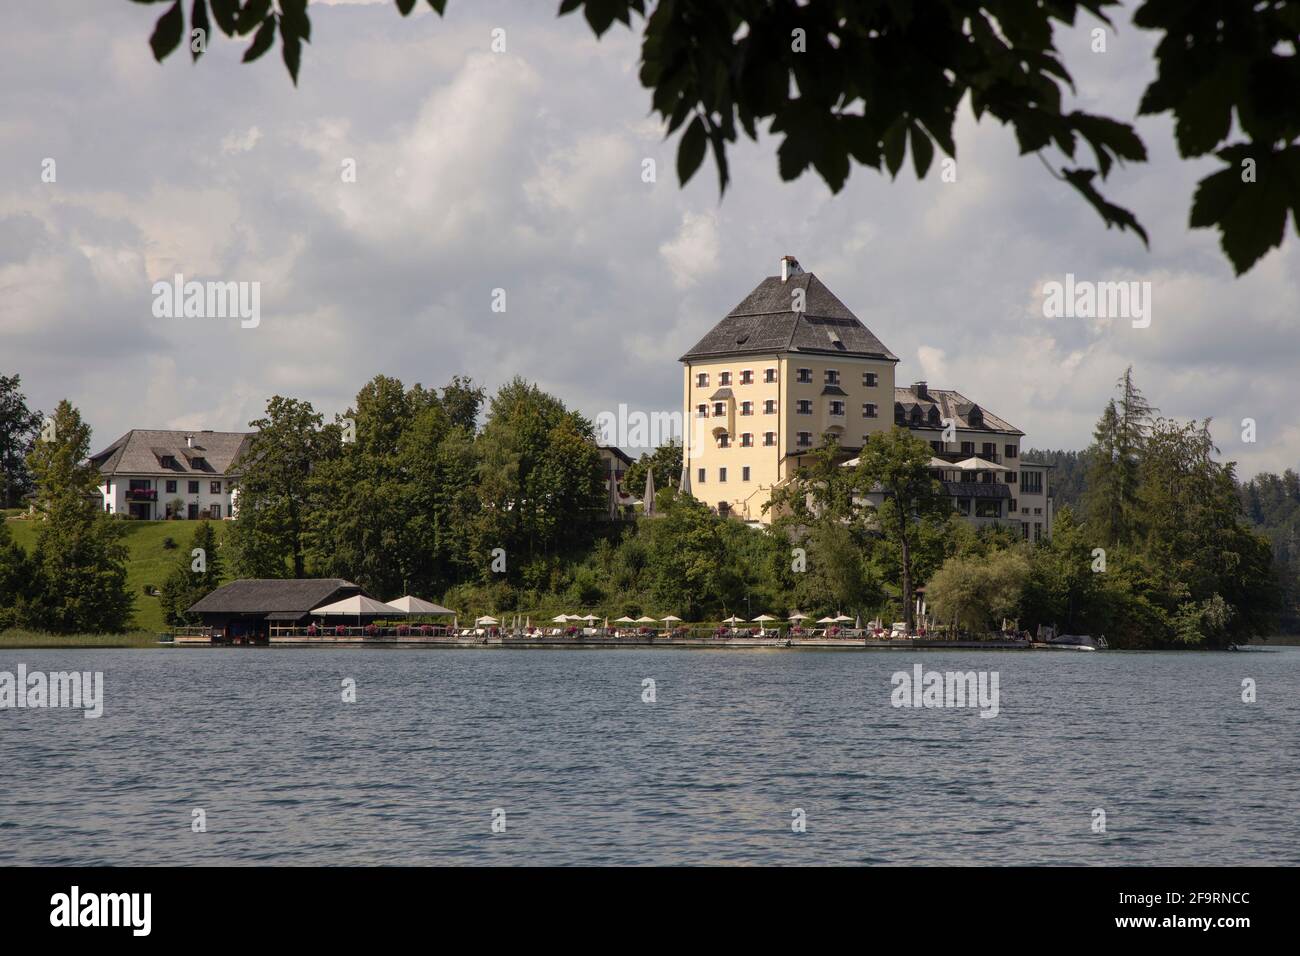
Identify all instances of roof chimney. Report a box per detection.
[913,381,928,400]
[186,434,194,448]
[780,255,803,282]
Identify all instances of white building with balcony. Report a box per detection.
[89,429,253,520]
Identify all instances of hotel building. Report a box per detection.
[679,257,1052,539]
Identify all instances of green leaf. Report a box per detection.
[209,0,237,34]
[396,0,417,15]
[149,1,184,62]
[1190,149,1294,275]
[708,125,730,194]
[242,15,276,63]
[882,121,906,178]
[282,32,302,85]
[190,0,210,61]
[677,115,707,186]
[425,0,448,13]
[1061,168,1150,248]
[236,0,271,36]
[910,124,934,179]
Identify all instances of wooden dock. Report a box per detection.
[167,632,1036,650]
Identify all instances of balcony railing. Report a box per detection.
[125,488,157,501]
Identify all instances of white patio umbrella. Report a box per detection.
[953,456,1009,472]
[475,615,499,626]
[551,615,569,624]
[816,616,837,624]
[834,614,853,623]
[661,615,682,623]
[788,611,809,621]
[751,614,777,622]
[722,615,744,624]
[635,615,657,624]
[385,595,455,615]
[313,595,395,625]
[644,467,656,517]
[614,616,636,624]
[582,614,599,623]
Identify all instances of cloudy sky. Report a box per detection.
[2,0,1297,477]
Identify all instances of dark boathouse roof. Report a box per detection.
[680,258,898,363]
[187,578,367,620]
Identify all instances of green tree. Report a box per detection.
[136,0,1300,275]
[927,546,1030,633]
[473,378,604,579]
[644,493,729,620]
[623,438,682,509]
[853,427,951,632]
[306,375,420,597]
[0,374,42,509]
[159,520,225,625]
[22,400,133,633]
[228,396,338,578]
[0,521,32,630]
[1083,367,1154,546]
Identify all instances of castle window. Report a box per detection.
[862,372,878,387]
[797,368,812,384]
[863,403,878,418]
[764,368,777,383]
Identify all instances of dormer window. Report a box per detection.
[160,455,176,468]
[927,407,941,426]
[191,457,207,469]
[910,407,922,425]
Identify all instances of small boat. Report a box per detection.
[1045,633,1108,651]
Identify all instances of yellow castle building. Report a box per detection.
[678,256,1053,540]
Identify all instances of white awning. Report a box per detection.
[385,595,455,615]
[313,595,394,617]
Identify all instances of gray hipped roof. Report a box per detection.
[895,387,1023,436]
[680,271,898,363]
[90,429,254,477]
[187,578,365,616]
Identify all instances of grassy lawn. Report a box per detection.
[3,517,231,633]
[0,629,162,648]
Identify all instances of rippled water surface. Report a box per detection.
[2,646,1297,865]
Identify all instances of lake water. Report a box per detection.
[2,646,1297,866]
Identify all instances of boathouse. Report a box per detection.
[187,578,371,644]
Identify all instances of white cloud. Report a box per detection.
[660,211,720,289]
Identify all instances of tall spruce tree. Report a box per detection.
[23,400,133,633]
[159,520,225,625]
[1084,367,1155,546]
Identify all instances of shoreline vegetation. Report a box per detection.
[1,370,1297,651]
[0,630,159,649]
[1,628,1294,650]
